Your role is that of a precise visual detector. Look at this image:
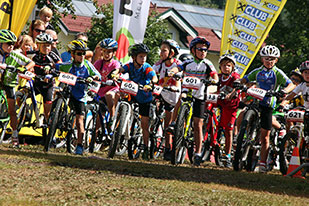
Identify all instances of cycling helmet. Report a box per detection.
[67,39,89,51]
[219,54,236,65]
[189,36,210,51]
[99,38,118,50]
[179,53,193,62]
[162,39,180,56]
[35,33,53,44]
[290,68,303,81]
[299,60,309,73]
[259,45,280,58]
[0,29,17,43]
[129,43,150,57]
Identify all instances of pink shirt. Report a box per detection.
[94,59,120,97]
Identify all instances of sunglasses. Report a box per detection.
[264,57,276,61]
[53,39,58,42]
[290,77,301,83]
[6,42,15,46]
[196,47,208,52]
[75,51,86,56]
[34,28,45,33]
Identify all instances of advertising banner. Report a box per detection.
[113,0,151,63]
[220,0,287,77]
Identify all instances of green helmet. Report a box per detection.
[0,29,17,43]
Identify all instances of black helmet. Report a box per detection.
[179,53,193,62]
[290,68,303,81]
[129,43,150,57]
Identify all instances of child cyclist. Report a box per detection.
[236,45,295,173]
[31,33,62,119]
[111,43,158,160]
[152,39,182,161]
[93,38,121,124]
[168,36,219,166]
[0,29,35,146]
[56,40,101,155]
[217,54,240,167]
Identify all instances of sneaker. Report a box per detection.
[142,147,149,160]
[259,163,268,173]
[166,122,176,134]
[11,131,19,148]
[221,154,232,168]
[75,145,84,155]
[163,148,172,161]
[193,155,202,166]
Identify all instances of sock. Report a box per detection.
[226,153,231,158]
[12,130,18,138]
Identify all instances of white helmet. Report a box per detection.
[260,45,280,58]
[219,54,236,65]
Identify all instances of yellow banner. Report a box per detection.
[220,0,287,77]
[0,0,36,37]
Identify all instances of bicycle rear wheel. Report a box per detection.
[279,132,298,175]
[0,96,9,144]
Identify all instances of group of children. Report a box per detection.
[0,6,308,173]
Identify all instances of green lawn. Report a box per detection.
[0,145,308,205]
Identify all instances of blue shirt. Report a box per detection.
[61,51,71,62]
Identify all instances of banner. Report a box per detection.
[0,0,36,37]
[113,0,151,63]
[220,0,287,77]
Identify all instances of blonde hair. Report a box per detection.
[15,35,34,50]
[28,19,46,37]
[39,7,53,18]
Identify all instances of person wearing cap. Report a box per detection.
[216,54,240,168]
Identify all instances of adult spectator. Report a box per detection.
[28,19,46,50]
[46,29,60,57]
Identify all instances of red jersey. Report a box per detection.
[218,72,240,109]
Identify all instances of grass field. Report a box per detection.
[0,144,308,206]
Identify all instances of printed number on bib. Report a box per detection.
[88,80,101,93]
[182,76,201,90]
[120,80,138,96]
[153,85,163,96]
[206,93,218,104]
[247,87,267,100]
[58,72,77,86]
[18,71,35,80]
[286,110,304,122]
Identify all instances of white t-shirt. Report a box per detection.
[153,59,181,106]
[293,82,309,108]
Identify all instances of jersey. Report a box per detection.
[122,62,156,104]
[94,59,120,98]
[218,72,240,109]
[56,60,101,102]
[178,58,217,100]
[0,50,32,87]
[244,65,292,108]
[292,82,309,108]
[153,59,181,106]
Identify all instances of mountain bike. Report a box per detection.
[0,88,10,144]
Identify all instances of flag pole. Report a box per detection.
[8,0,14,30]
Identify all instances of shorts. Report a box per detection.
[138,102,151,117]
[193,98,206,118]
[69,96,86,115]
[34,83,53,104]
[3,85,15,99]
[259,104,273,130]
[219,107,237,131]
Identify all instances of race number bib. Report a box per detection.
[286,110,304,122]
[18,71,35,80]
[88,80,101,93]
[153,85,163,96]
[58,72,77,86]
[182,76,201,90]
[120,80,138,96]
[247,87,267,100]
[205,93,218,104]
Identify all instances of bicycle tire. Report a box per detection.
[44,98,63,152]
[233,109,257,171]
[149,123,165,159]
[0,97,9,144]
[66,112,77,153]
[171,104,190,165]
[85,109,98,153]
[127,118,142,159]
[278,132,298,175]
[108,103,128,158]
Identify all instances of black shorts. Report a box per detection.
[259,104,273,130]
[3,85,15,99]
[69,97,86,116]
[193,98,206,118]
[34,83,53,103]
[138,102,151,117]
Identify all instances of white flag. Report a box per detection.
[113,0,151,63]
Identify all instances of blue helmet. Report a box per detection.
[189,36,210,51]
[99,38,118,50]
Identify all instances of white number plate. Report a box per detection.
[247,87,267,100]
[182,76,201,90]
[88,80,101,93]
[58,72,77,86]
[206,93,218,104]
[153,85,163,96]
[18,71,35,80]
[120,80,138,96]
[286,110,304,122]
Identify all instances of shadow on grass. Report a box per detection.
[1,148,308,198]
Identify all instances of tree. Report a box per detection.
[87,2,171,65]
